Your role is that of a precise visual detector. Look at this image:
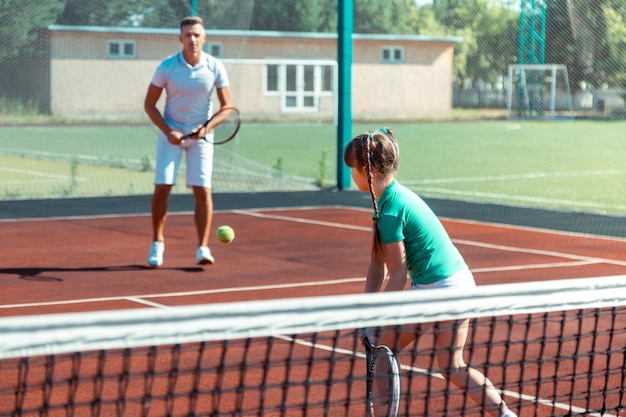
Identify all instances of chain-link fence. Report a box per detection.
[0,0,624,206]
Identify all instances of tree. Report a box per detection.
[544,0,579,89]
[469,5,518,85]
[0,0,63,110]
[544,0,624,90]
[0,0,63,61]
[57,0,154,26]
[204,0,257,30]
[426,0,518,86]
[248,0,334,32]
[598,5,625,87]
[432,0,487,30]
[353,0,418,34]
[413,3,447,35]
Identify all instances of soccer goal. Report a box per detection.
[506,64,574,120]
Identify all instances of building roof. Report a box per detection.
[47,25,463,43]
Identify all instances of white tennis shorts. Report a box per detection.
[154,131,214,188]
[410,267,476,291]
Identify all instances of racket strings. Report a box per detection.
[371,352,395,416]
[206,108,241,145]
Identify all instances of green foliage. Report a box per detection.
[0,0,623,119]
[543,0,625,90]
[68,159,80,195]
[600,6,626,87]
[418,1,518,86]
[545,0,577,81]
[350,0,418,35]
[0,0,63,61]
[57,0,154,26]
[273,157,284,172]
[471,6,518,83]
[249,0,335,32]
[317,150,328,187]
[3,121,626,216]
[0,97,39,116]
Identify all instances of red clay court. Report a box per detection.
[1,191,625,416]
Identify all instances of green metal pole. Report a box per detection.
[336,0,353,190]
[191,0,197,16]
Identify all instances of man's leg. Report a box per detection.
[147,184,171,267]
[193,185,214,265]
[152,184,172,242]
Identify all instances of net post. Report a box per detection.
[336,0,353,191]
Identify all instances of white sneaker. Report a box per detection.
[147,241,164,268]
[195,246,214,265]
[501,412,518,417]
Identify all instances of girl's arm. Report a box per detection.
[364,259,385,293]
[382,241,408,292]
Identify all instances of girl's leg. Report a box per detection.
[435,319,513,417]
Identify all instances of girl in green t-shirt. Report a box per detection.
[344,128,517,417]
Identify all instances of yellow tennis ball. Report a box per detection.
[216,225,235,243]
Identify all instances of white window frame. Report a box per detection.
[106,40,136,59]
[263,60,336,113]
[204,42,223,58]
[381,46,404,64]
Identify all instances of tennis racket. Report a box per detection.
[361,329,401,417]
[181,106,241,145]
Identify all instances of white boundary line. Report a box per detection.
[414,186,626,212]
[403,170,623,185]
[276,334,618,417]
[236,209,626,266]
[3,206,626,310]
[0,277,367,310]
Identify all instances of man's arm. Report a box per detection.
[216,86,232,109]
[144,83,183,144]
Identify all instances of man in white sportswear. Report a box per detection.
[144,16,231,268]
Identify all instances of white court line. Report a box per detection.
[126,297,171,309]
[412,186,626,211]
[239,210,626,267]
[0,166,86,182]
[0,167,70,178]
[403,170,622,185]
[0,277,367,310]
[277,335,618,417]
[1,209,621,415]
[4,262,621,310]
[232,208,371,231]
[4,209,626,310]
[471,259,600,273]
[453,238,626,267]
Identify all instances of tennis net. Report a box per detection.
[1,276,625,417]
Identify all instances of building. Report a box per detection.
[47,25,461,121]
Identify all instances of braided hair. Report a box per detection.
[343,127,400,262]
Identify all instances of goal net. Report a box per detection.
[506,64,574,120]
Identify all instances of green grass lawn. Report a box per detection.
[1,120,625,216]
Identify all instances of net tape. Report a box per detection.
[1,276,625,359]
[0,276,625,417]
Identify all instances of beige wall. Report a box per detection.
[352,41,454,118]
[49,28,457,120]
[51,60,157,118]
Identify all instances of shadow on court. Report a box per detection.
[0,265,204,282]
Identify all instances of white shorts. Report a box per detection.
[410,268,476,291]
[154,131,214,188]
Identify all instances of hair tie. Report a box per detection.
[380,127,388,134]
[368,131,374,139]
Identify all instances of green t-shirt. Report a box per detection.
[376,179,467,285]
